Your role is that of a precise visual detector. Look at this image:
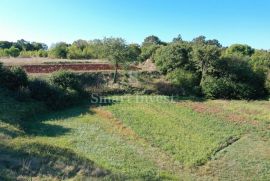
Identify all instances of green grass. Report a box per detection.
[105,96,244,166]
[0,92,269,180]
[198,134,270,180]
[11,106,181,180]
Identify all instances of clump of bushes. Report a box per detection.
[28,70,88,110]
[19,50,48,58]
[201,76,258,99]
[167,69,200,95]
[0,63,28,90]
[28,79,80,110]
[50,70,82,91]
[0,46,20,57]
[0,64,89,110]
[153,38,269,99]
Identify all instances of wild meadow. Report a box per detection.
[1,34,270,180]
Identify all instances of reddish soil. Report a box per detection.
[7,64,139,73]
[180,102,260,126]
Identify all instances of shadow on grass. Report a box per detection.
[0,127,22,138]
[19,98,118,137]
[0,142,124,180]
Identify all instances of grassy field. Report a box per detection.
[0,91,269,180]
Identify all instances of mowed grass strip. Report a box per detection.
[105,96,244,166]
[12,106,183,180]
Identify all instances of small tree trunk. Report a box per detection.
[113,62,118,83]
[200,60,209,86]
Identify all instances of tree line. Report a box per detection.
[0,39,48,57]
[0,35,269,99]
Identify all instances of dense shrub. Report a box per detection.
[28,79,80,110]
[220,56,266,97]
[37,50,48,57]
[167,69,200,95]
[225,44,255,57]
[0,49,8,57]
[154,43,191,74]
[0,46,21,57]
[127,44,141,62]
[67,45,84,59]
[251,50,270,72]
[201,76,261,99]
[20,50,48,58]
[77,72,106,89]
[50,70,82,92]
[265,72,270,94]
[49,42,68,59]
[139,44,160,62]
[0,65,28,90]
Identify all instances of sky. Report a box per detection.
[0,0,270,49]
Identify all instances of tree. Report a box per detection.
[251,50,270,93]
[192,36,222,47]
[139,44,160,62]
[225,44,255,57]
[142,35,165,46]
[192,44,221,85]
[67,45,84,59]
[192,36,207,45]
[0,41,13,49]
[172,34,183,43]
[167,69,200,95]
[102,38,132,83]
[85,39,106,59]
[251,50,270,71]
[72,39,88,50]
[206,39,222,47]
[49,42,69,59]
[127,44,141,62]
[154,43,191,74]
[31,42,48,50]
[14,39,32,51]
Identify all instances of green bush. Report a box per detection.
[37,50,48,57]
[19,50,48,58]
[77,72,106,89]
[28,79,80,110]
[154,43,191,74]
[0,66,28,90]
[19,50,35,58]
[225,44,254,57]
[167,69,200,95]
[266,72,270,94]
[50,70,81,92]
[139,44,160,62]
[0,46,20,57]
[201,76,261,99]
[49,42,68,59]
[0,49,8,57]
[67,45,84,59]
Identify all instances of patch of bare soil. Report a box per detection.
[138,59,157,72]
[180,102,260,126]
